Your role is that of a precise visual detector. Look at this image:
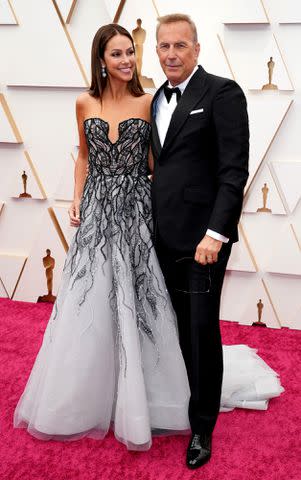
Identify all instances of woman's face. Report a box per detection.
[102,34,136,82]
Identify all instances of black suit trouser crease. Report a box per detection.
[155,236,232,435]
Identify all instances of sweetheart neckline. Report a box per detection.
[83,117,151,146]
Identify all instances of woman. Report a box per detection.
[14,24,190,451]
[14,24,283,451]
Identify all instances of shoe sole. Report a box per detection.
[186,455,211,469]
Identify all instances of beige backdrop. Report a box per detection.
[0,0,300,329]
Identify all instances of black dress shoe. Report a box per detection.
[186,433,212,469]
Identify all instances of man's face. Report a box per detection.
[156,21,200,86]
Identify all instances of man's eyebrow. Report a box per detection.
[159,41,188,45]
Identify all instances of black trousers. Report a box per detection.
[155,236,232,435]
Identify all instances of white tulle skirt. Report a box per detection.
[14,243,191,451]
[14,301,283,450]
[14,227,283,451]
[221,345,283,411]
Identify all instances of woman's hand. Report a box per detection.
[68,200,81,227]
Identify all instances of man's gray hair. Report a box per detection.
[156,13,198,43]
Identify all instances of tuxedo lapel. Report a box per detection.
[162,66,209,154]
[152,121,162,159]
[151,82,167,158]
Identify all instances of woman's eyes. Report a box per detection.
[111,50,135,57]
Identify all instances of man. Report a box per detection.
[151,14,249,469]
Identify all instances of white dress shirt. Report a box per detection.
[155,66,229,243]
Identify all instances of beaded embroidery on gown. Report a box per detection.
[14,118,283,450]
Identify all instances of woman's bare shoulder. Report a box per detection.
[76,91,93,110]
[141,92,153,106]
[137,93,153,119]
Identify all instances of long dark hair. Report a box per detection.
[89,24,144,98]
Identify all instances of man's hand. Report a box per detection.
[68,200,81,227]
[194,235,223,265]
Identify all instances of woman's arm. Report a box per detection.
[69,94,89,227]
[143,93,154,178]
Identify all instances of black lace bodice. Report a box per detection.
[83,117,151,177]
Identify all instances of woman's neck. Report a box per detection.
[103,77,130,102]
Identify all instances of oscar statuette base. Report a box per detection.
[262,84,278,90]
[257,207,272,212]
[37,294,56,304]
[252,321,267,327]
[18,193,32,198]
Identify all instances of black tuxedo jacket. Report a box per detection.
[151,66,249,253]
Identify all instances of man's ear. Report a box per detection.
[195,42,200,60]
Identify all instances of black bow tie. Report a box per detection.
[164,86,181,103]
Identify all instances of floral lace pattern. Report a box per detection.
[53,118,167,366]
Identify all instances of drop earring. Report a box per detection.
[101,65,107,78]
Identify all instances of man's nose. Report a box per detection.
[166,46,177,59]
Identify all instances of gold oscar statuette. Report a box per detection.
[257,183,272,213]
[37,249,57,303]
[252,299,267,327]
[19,170,32,198]
[132,19,155,88]
[262,57,278,90]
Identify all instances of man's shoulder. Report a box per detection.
[203,68,236,89]
[204,69,244,95]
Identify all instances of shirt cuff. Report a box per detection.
[206,229,229,243]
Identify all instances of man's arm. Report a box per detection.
[207,79,249,237]
[194,80,249,265]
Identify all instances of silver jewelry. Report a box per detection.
[101,66,107,78]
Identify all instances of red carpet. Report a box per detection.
[0,298,300,480]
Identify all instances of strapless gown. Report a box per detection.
[14,118,283,450]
